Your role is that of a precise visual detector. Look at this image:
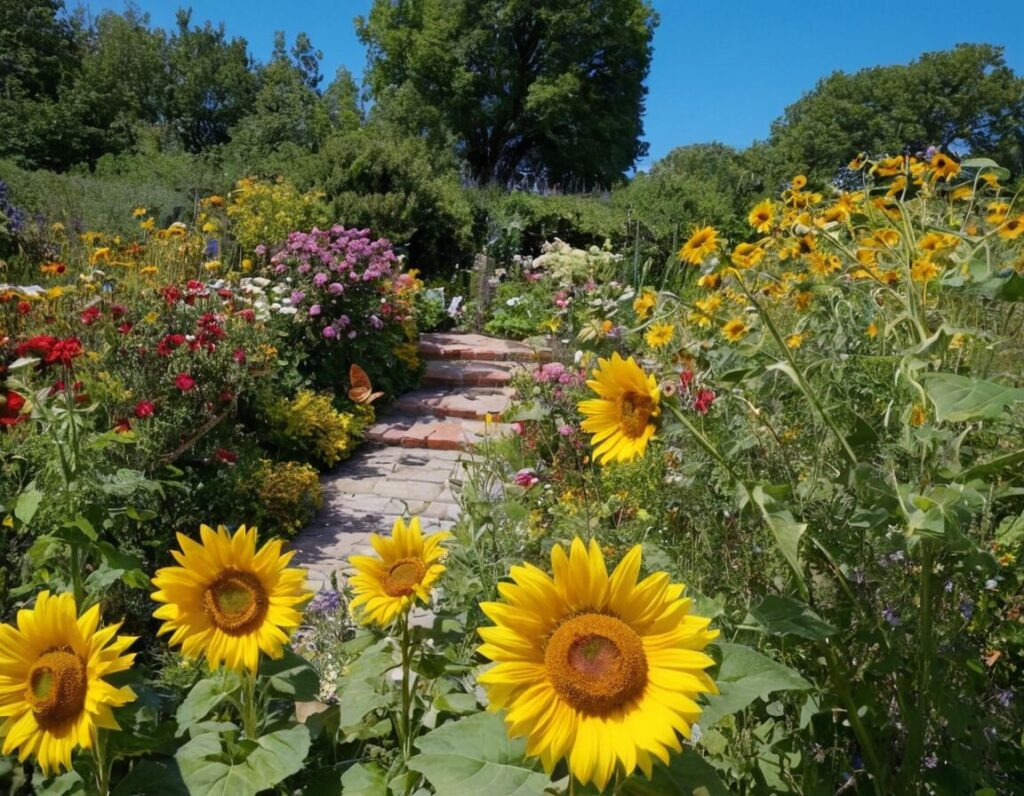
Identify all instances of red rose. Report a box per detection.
[15,335,58,359]
[0,389,28,427]
[214,448,238,464]
[134,400,156,418]
[80,305,102,325]
[693,389,716,415]
[174,373,195,392]
[44,337,83,366]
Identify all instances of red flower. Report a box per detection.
[218,390,233,403]
[214,448,238,465]
[110,303,128,318]
[174,373,195,392]
[80,305,102,325]
[15,335,58,359]
[44,337,83,366]
[160,285,182,305]
[156,334,186,356]
[134,400,156,418]
[117,322,133,334]
[236,308,255,323]
[114,418,132,434]
[17,301,32,315]
[217,288,233,299]
[680,369,694,391]
[233,348,246,364]
[693,389,716,415]
[0,389,27,427]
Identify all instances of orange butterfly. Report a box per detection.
[348,364,384,404]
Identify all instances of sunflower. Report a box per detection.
[0,591,136,776]
[151,524,311,673]
[677,226,719,265]
[477,539,718,790]
[986,202,1009,224]
[632,290,657,319]
[578,353,660,465]
[929,152,960,181]
[644,323,674,349]
[348,517,452,627]
[997,215,1024,240]
[747,199,775,233]
[721,317,750,342]
[730,242,764,269]
[791,174,808,190]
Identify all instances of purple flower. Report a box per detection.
[513,468,539,488]
[307,589,341,615]
[348,330,357,339]
[882,607,901,627]
[313,272,329,287]
[254,244,267,256]
[309,304,321,317]
[960,598,975,621]
[322,326,337,339]
[996,689,1013,708]
[369,314,383,330]
[290,290,305,305]
[557,424,574,436]
[328,282,344,295]
[924,755,938,770]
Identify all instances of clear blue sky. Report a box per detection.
[81,1,1024,169]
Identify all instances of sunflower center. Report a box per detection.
[203,570,268,635]
[545,613,648,715]
[382,558,425,597]
[27,649,87,729]
[618,391,654,439]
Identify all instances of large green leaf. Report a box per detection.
[340,762,389,795]
[260,648,320,701]
[746,596,838,640]
[699,643,811,728]
[176,723,310,796]
[922,373,1024,423]
[175,674,241,735]
[750,487,805,586]
[407,711,550,795]
[111,760,189,795]
[622,753,730,796]
[337,642,395,729]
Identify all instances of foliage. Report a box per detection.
[262,390,370,468]
[224,176,330,254]
[357,0,658,187]
[247,459,323,537]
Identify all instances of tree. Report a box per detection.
[164,9,258,152]
[357,0,657,188]
[769,44,1024,179]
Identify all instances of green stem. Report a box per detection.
[899,543,935,792]
[398,610,416,795]
[93,729,113,795]
[241,669,259,740]
[665,402,742,483]
[822,643,886,795]
[70,545,84,607]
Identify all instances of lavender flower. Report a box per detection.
[307,589,341,615]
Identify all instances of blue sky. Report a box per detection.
[82,1,1024,168]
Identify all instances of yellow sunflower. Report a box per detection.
[677,226,719,265]
[578,353,660,465]
[644,323,675,349]
[997,215,1024,240]
[747,199,775,233]
[151,524,311,673]
[348,517,452,627]
[477,539,718,790]
[632,290,657,319]
[721,317,750,342]
[0,591,136,776]
[929,151,960,181]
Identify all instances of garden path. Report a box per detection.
[291,332,550,590]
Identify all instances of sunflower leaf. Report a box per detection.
[622,752,731,796]
[175,673,242,735]
[698,643,812,728]
[407,711,550,796]
[921,372,1024,423]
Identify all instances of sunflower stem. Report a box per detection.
[398,609,416,794]
[241,668,259,739]
[93,729,113,795]
[665,402,742,484]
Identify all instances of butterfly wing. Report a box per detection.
[348,364,384,404]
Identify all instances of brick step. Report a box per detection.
[423,359,524,388]
[393,386,514,420]
[419,332,551,363]
[365,414,512,451]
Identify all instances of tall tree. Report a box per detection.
[164,9,258,152]
[769,44,1024,178]
[357,0,657,189]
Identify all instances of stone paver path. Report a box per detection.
[291,332,549,589]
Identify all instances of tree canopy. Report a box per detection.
[357,0,658,189]
[768,44,1024,179]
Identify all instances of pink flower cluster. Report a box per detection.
[270,227,400,288]
[533,362,583,386]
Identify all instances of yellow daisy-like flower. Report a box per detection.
[348,517,451,627]
[677,226,719,265]
[866,322,879,338]
[909,404,928,427]
[986,202,1009,225]
[633,290,657,319]
[997,215,1024,240]
[578,353,661,465]
[929,152,960,181]
[747,199,775,233]
[791,174,808,190]
[0,591,136,776]
[786,332,805,349]
[721,317,750,342]
[644,323,675,349]
[696,272,720,290]
[132,207,147,218]
[477,539,718,790]
[730,242,764,269]
[910,259,941,283]
[151,524,311,673]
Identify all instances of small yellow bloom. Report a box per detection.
[203,260,221,271]
[929,152,960,181]
[979,172,1001,190]
[986,202,1009,224]
[872,156,905,177]
[731,242,765,269]
[46,286,65,299]
[89,247,111,265]
[632,290,657,319]
[140,218,155,231]
[241,258,253,271]
[201,222,217,234]
[697,272,720,289]
[794,291,812,312]
[792,175,808,190]
[917,232,959,253]
[997,215,1024,240]
[909,404,928,427]
[950,185,973,202]
[786,332,805,349]
[677,226,719,265]
[911,259,940,283]
[721,317,750,342]
[132,207,147,218]
[644,322,674,349]
[848,153,867,170]
[866,322,879,338]
[748,199,775,233]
